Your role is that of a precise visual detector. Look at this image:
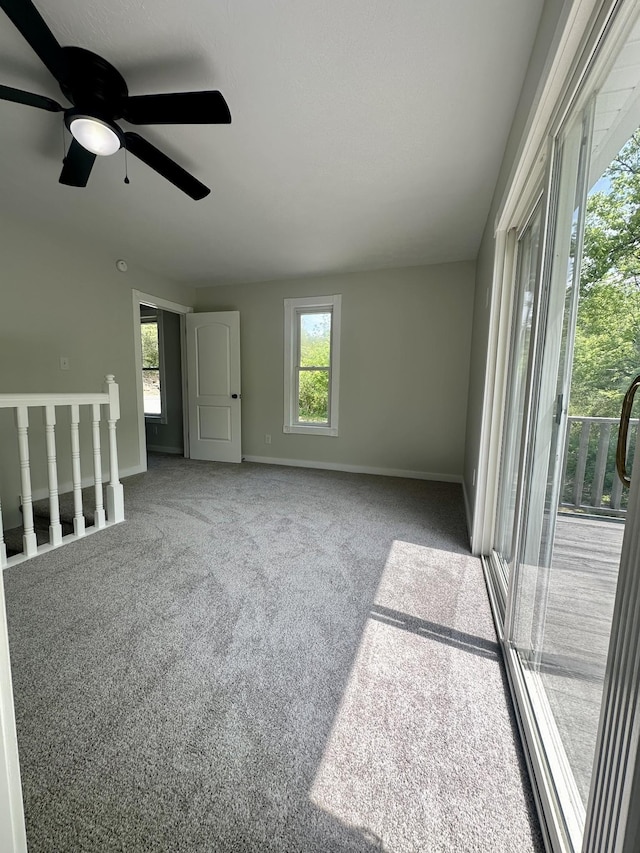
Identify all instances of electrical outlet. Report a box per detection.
[59,356,70,370]
[265,434,271,445]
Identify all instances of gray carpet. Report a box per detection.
[4,454,543,852]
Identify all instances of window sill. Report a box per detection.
[283,424,338,437]
[145,414,167,425]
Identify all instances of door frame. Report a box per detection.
[0,575,27,853]
[131,290,193,470]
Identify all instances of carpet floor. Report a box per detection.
[4,454,543,852]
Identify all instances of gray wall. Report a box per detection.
[0,212,194,527]
[463,0,568,537]
[195,262,475,479]
[144,309,184,454]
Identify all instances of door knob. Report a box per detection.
[231,394,239,399]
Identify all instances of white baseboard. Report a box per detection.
[242,455,462,483]
[121,463,147,479]
[146,445,183,455]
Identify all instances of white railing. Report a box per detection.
[560,416,638,518]
[0,375,124,568]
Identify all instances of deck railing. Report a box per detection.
[0,375,124,568]
[560,415,637,518]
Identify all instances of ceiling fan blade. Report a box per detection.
[0,83,62,112]
[59,139,96,188]
[0,0,67,83]
[124,132,210,201]
[121,91,231,125]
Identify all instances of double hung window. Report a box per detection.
[140,308,166,421]
[284,295,341,436]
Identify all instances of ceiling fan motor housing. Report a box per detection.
[60,46,128,120]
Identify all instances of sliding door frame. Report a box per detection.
[478,1,640,850]
[500,113,591,853]
[487,193,546,623]
[472,0,616,557]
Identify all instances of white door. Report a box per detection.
[186,312,241,463]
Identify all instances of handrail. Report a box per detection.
[0,392,109,408]
[566,416,620,424]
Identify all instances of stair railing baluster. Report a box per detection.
[91,403,106,529]
[0,377,124,565]
[44,405,63,546]
[15,406,38,557]
[69,404,85,537]
[104,375,124,523]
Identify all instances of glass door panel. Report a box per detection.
[506,20,640,849]
[493,203,543,585]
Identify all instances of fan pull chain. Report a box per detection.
[124,145,130,185]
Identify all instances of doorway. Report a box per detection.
[140,304,184,456]
[132,290,193,468]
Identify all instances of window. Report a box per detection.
[284,295,341,436]
[140,307,167,421]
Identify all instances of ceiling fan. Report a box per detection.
[0,0,231,200]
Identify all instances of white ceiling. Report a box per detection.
[0,0,544,285]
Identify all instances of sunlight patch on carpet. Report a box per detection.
[309,539,494,851]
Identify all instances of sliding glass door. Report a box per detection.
[493,202,543,595]
[489,5,640,850]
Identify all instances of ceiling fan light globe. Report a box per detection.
[69,117,121,156]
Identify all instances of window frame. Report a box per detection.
[141,309,168,424]
[283,294,341,436]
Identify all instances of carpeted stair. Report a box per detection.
[4,488,96,558]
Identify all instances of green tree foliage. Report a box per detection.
[298,314,330,422]
[561,130,640,509]
[141,322,159,369]
[581,130,640,293]
[299,371,329,421]
[571,279,640,416]
[570,129,640,417]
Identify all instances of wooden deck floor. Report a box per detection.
[530,514,624,807]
